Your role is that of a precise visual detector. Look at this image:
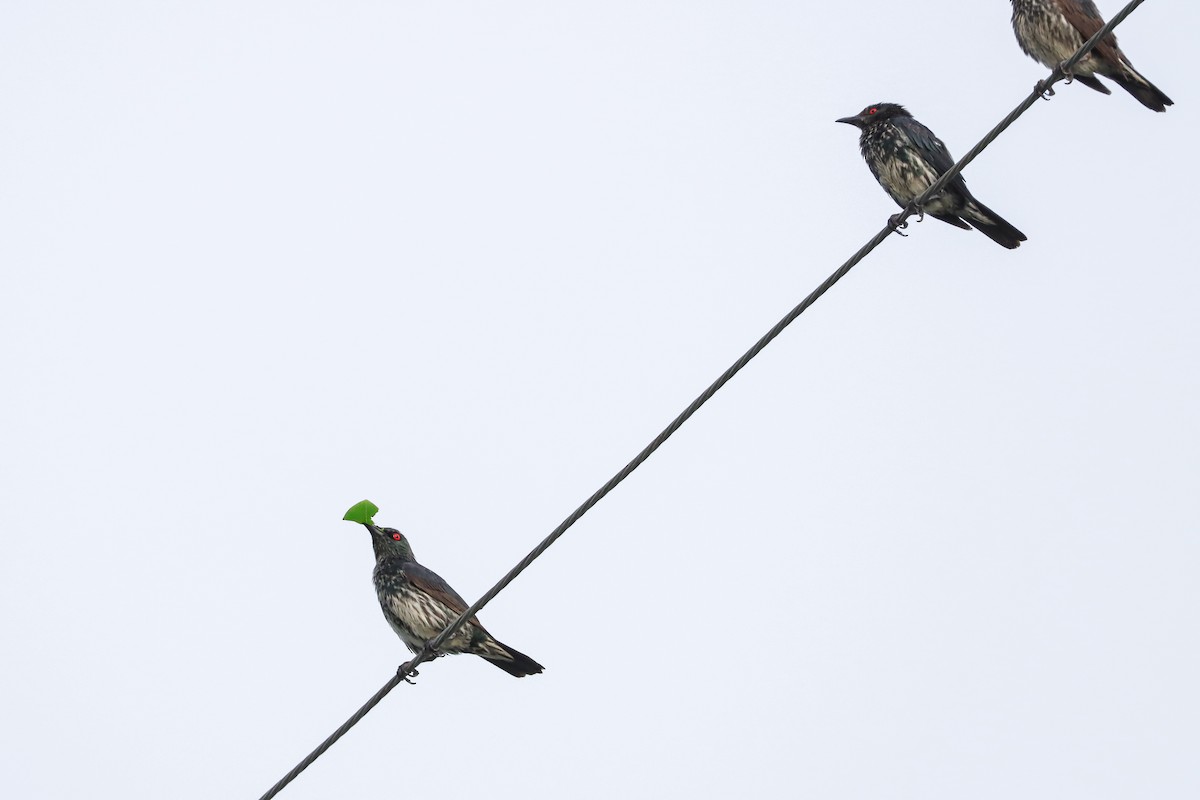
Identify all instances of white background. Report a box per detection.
[2,2,1196,797]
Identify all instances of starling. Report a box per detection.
[1010,0,1172,112]
[363,523,544,677]
[837,103,1027,250]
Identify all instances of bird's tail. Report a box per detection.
[962,200,1027,250]
[479,640,545,677]
[1075,75,1112,96]
[1107,65,1173,112]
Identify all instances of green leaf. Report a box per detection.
[343,499,379,525]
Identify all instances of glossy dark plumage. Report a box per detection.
[1011,0,1172,111]
[837,103,1027,250]
[364,523,544,677]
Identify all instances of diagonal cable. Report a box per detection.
[256,223,891,800]
[257,2,1155,796]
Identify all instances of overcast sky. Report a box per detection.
[2,2,1197,798]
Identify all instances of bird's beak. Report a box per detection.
[364,523,382,537]
[836,115,862,128]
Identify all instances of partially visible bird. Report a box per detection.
[836,103,1027,250]
[1010,0,1173,112]
[361,523,544,677]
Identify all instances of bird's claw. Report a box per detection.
[1036,79,1056,100]
[889,201,926,236]
[399,665,419,683]
[1058,59,1075,85]
[888,213,909,237]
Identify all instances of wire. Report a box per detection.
[257,2,1155,796]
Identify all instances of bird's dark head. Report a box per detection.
[836,103,910,129]
[365,523,416,561]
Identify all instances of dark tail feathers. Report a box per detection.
[963,201,1028,250]
[1108,67,1173,112]
[1075,75,1112,96]
[481,641,545,677]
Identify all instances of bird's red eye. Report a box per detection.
[868,107,878,114]
[392,533,402,541]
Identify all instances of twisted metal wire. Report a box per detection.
[258,3,1156,796]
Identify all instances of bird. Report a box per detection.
[836,103,1027,250]
[1010,0,1172,112]
[361,522,544,677]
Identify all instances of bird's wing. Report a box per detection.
[893,116,956,176]
[400,562,489,632]
[1060,0,1126,66]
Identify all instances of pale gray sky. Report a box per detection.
[2,2,1197,798]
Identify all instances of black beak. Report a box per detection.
[364,523,382,536]
[836,115,862,127]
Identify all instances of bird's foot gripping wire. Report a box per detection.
[1057,59,1076,85]
[1036,77,1057,100]
[889,203,925,237]
[398,665,419,684]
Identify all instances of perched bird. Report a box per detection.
[1010,0,1172,112]
[837,103,1027,250]
[362,523,544,677]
